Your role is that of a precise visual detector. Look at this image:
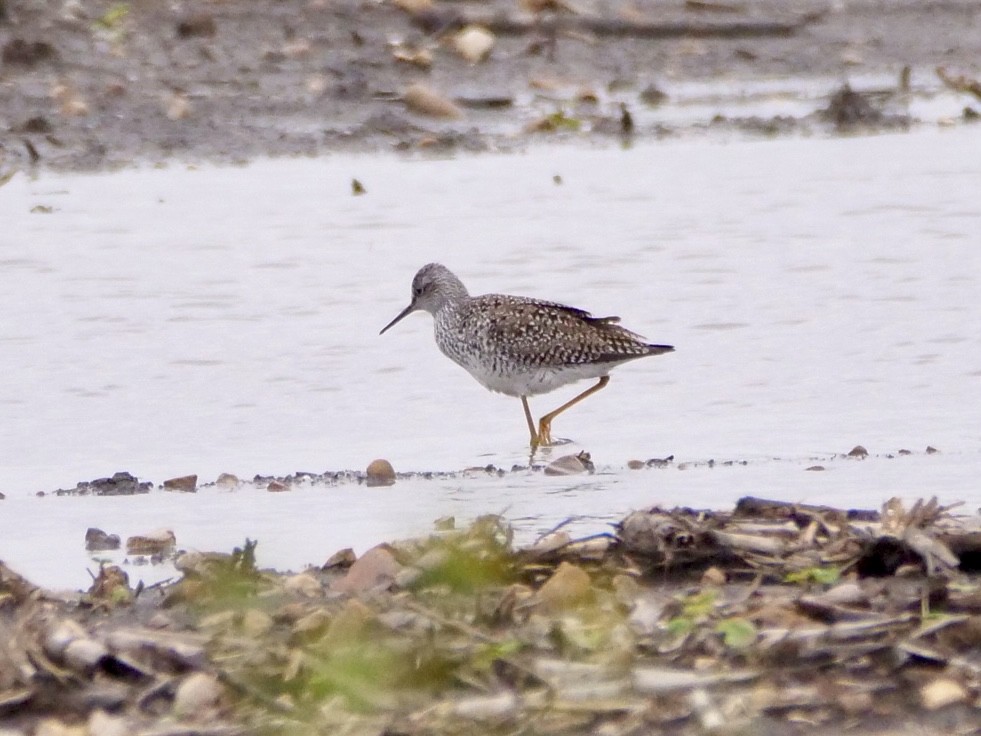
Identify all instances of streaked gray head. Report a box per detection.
[379,263,470,334]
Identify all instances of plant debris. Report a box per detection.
[3,497,981,734]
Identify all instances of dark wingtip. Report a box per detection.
[648,344,675,354]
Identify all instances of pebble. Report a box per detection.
[85,527,121,551]
[241,608,274,637]
[403,83,463,119]
[215,472,240,488]
[126,529,176,555]
[267,480,290,492]
[322,548,357,569]
[847,445,869,458]
[454,25,495,63]
[162,474,198,492]
[919,677,968,710]
[365,458,396,487]
[283,572,322,598]
[172,672,224,717]
[536,561,591,611]
[332,545,399,593]
[87,709,130,736]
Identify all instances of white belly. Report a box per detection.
[463,361,611,397]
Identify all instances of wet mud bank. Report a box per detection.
[1,0,980,172]
[3,496,981,735]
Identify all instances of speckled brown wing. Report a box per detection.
[466,294,670,368]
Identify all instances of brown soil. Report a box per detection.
[1,0,979,171]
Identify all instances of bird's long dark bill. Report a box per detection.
[379,303,415,335]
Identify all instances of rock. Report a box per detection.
[267,480,290,492]
[126,529,176,555]
[165,93,192,121]
[85,527,121,551]
[536,561,592,611]
[87,710,130,736]
[640,83,668,106]
[33,720,85,736]
[926,445,939,454]
[403,83,463,119]
[919,677,968,710]
[162,474,197,492]
[176,13,216,39]
[215,472,240,488]
[87,565,131,602]
[283,572,322,598]
[63,637,109,673]
[2,39,57,67]
[64,471,150,496]
[365,458,396,487]
[700,566,726,586]
[846,445,868,458]
[322,548,357,569]
[544,451,593,476]
[44,619,88,660]
[172,672,224,717]
[528,531,571,555]
[324,599,375,645]
[805,465,826,471]
[454,25,495,63]
[433,515,455,531]
[627,459,645,470]
[332,546,399,593]
[241,609,274,637]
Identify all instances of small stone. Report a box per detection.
[627,459,645,470]
[163,474,197,492]
[454,25,495,63]
[87,710,130,736]
[926,445,939,454]
[172,672,224,717]
[365,459,396,487]
[403,83,463,119]
[805,465,826,471]
[176,13,216,38]
[241,609,274,637]
[846,445,868,458]
[283,572,322,598]
[85,527,121,551]
[126,529,176,555]
[528,531,571,555]
[33,720,85,736]
[536,561,592,611]
[215,472,240,488]
[324,599,376,645]
[433,515,455,531]
[292,610,330,637]
[63,638,109,673]
[322,548,357,569]
[267,480,290,492]
[332,546,399,593]
[165,93,192,121]
[919,677,968,710]
[544,451,593,476]
[700,566,726,586]
[640,83,668,106]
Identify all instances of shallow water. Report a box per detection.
[2,127,980,589]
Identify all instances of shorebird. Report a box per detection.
[380,263,673,448]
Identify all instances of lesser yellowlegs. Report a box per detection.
[380,263,674,448]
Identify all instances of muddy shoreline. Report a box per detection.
[2,0,980,173]
[3,496,981,735]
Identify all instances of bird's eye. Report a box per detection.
[413,286,423,297]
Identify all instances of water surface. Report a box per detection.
[1,128,979,588]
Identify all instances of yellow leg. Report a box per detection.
[537,376,610,446]
[521,396,539,447]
